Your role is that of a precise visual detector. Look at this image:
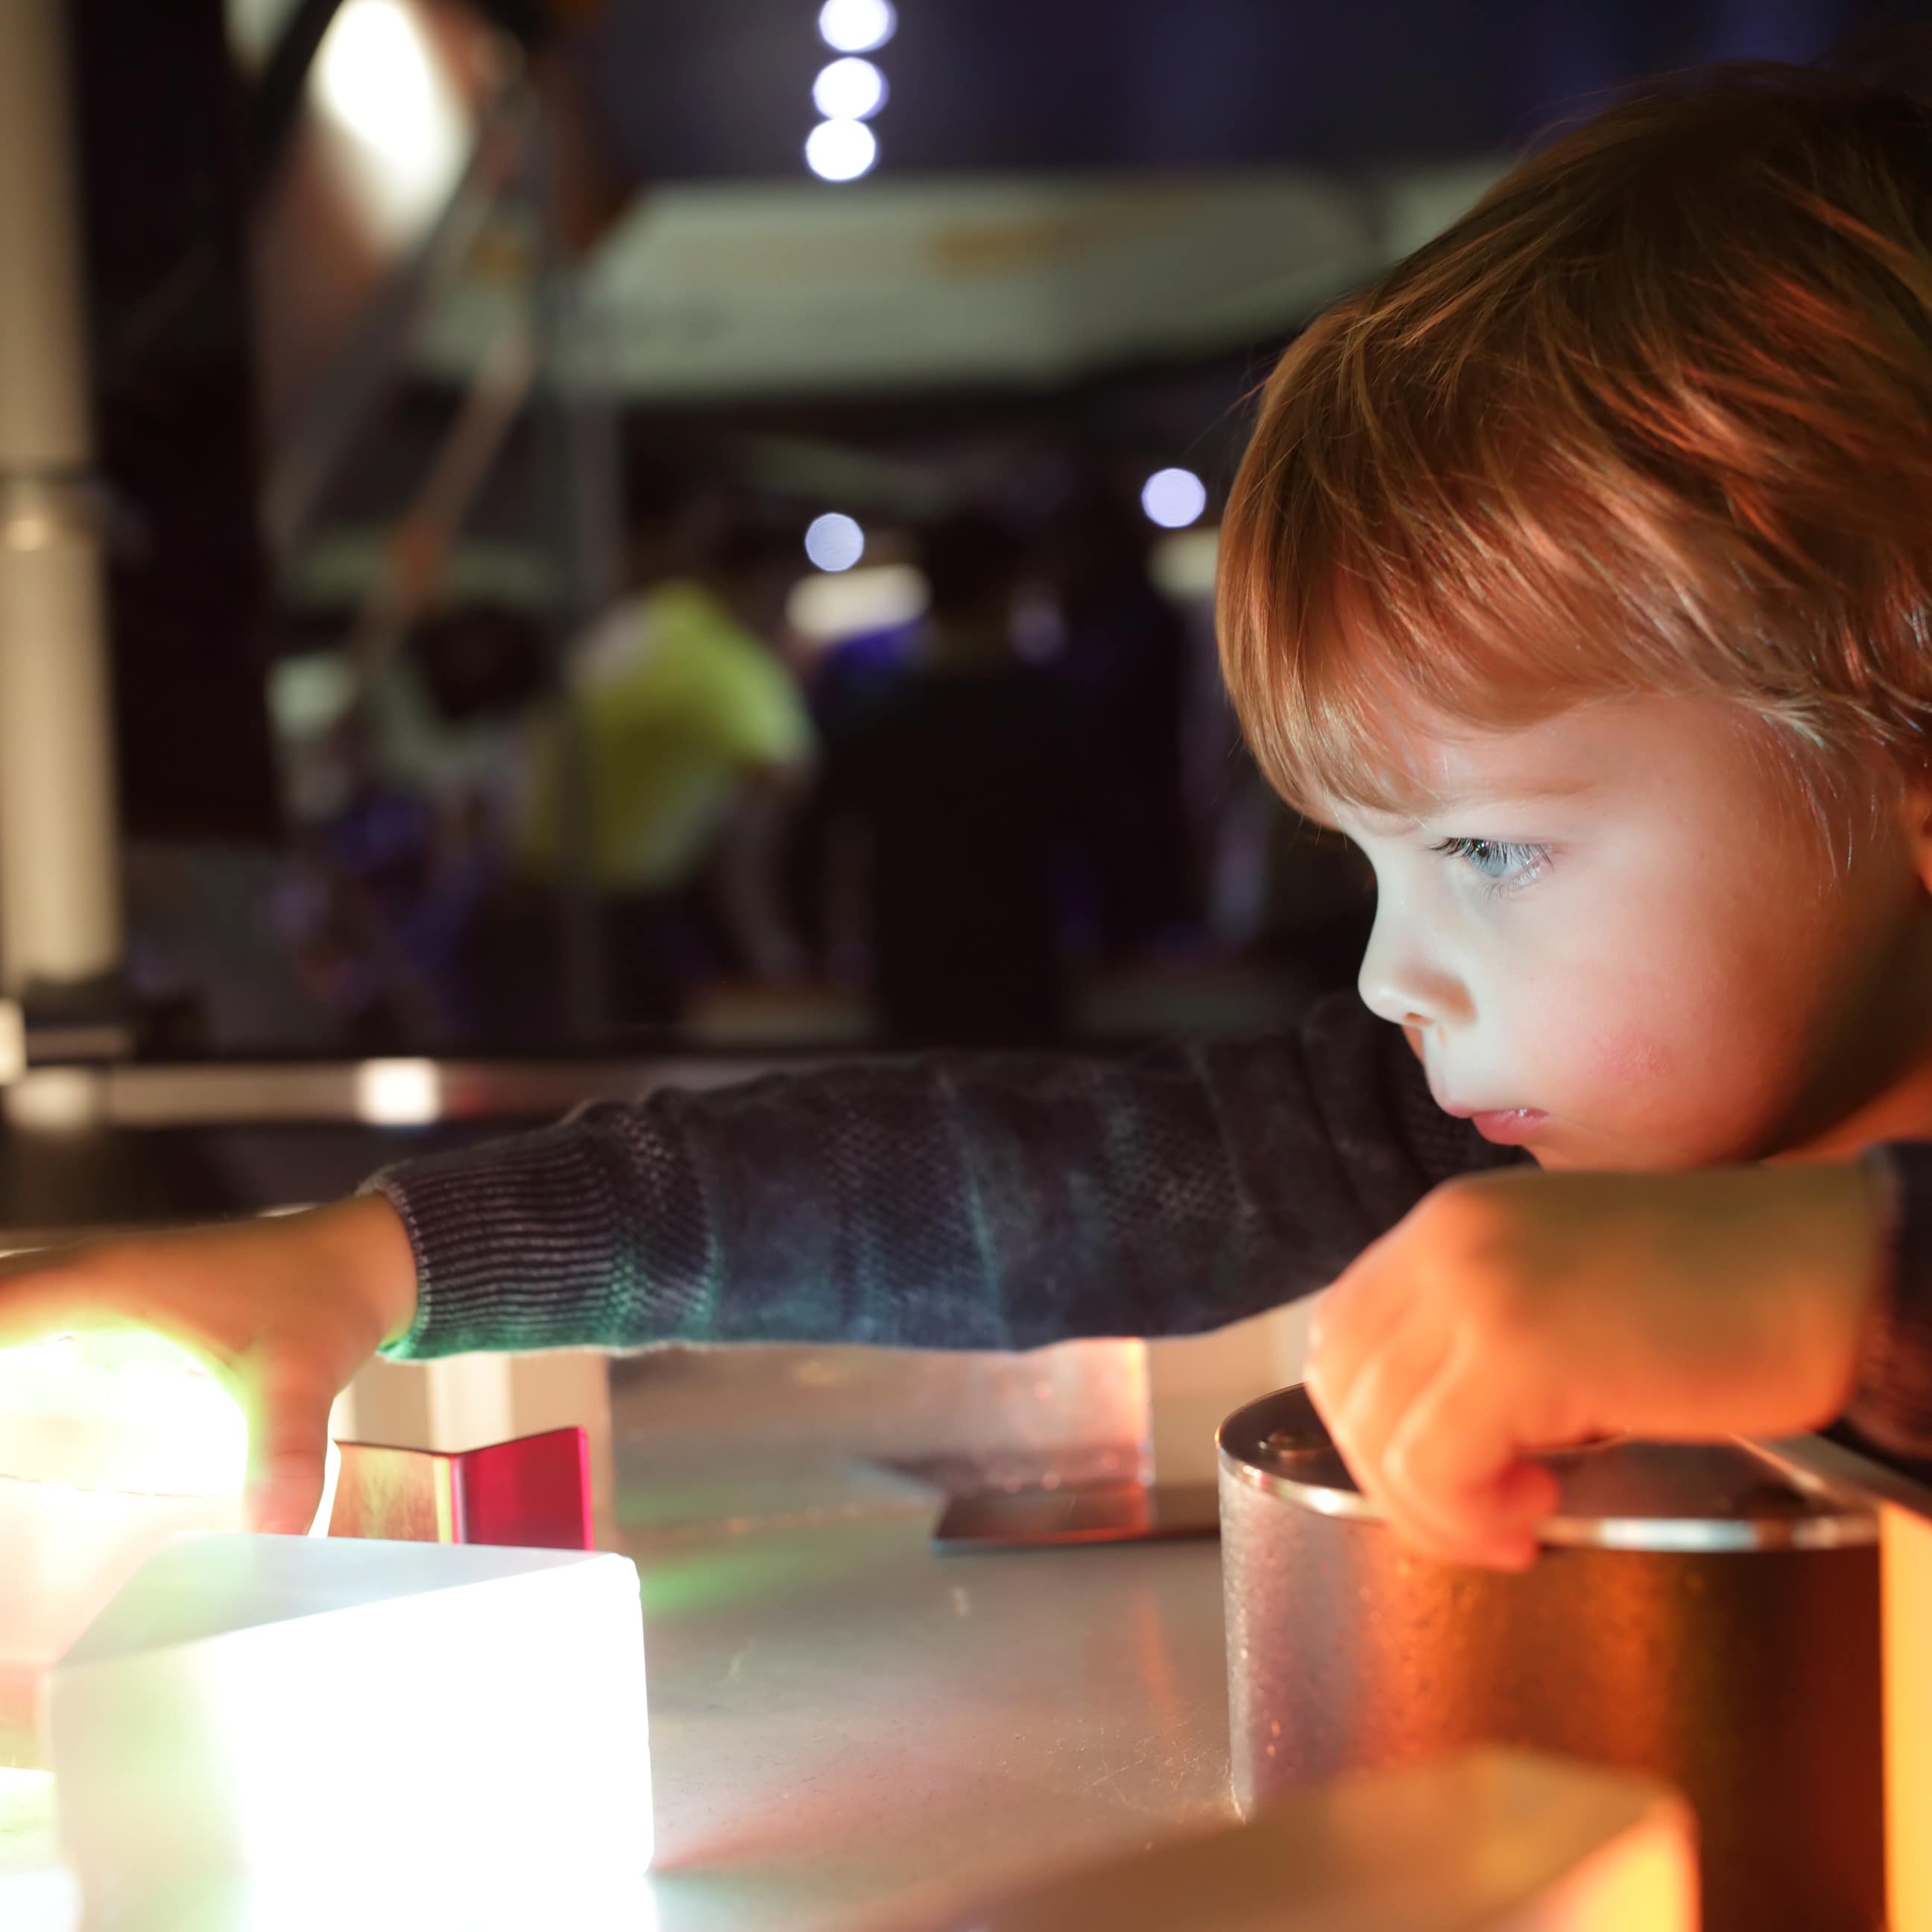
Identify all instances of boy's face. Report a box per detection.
[1321,696,1932,1169]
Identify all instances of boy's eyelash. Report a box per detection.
[1430,837,1550,891]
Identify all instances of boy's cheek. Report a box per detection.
[1584,1026,1672,1090]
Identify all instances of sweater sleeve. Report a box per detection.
[368,991,1517,1360]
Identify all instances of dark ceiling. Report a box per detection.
[571,0,1921,183]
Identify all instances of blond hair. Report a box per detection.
[1217,62,1932,821]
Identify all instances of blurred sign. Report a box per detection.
[417,164,1505,400]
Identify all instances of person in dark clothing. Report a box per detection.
[1042,484,1201,955]
[821,511,1075,1044]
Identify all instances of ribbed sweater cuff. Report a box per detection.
[1846,1143,1932,1457]
[364,1117,634,1360]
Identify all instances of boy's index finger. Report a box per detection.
[242,1351,341,1535]
[1307,1223,1417,1406]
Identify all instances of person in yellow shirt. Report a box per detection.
[514,514,815,1028]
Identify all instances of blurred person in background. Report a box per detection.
[386,604,557,1042]
[510,473,816,1036]
[1042,481,1202,959]
[271,609,548,1053]
[818,509,1075,1044]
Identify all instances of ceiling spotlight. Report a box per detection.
[805,119,878,183]
[813,56,888,122]
[805,513,867,572]
[312,0,469,243]
[1140,467,1209,530]
[818,0,897,54]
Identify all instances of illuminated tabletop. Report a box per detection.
[621,1456,1235,1932]
[1,1450,1234,1931]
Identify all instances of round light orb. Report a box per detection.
[818,0,897,54]
[805,118,879,183]
[0,1331,247,1498]
[805,513,867,573]
[813,57,888,121]
[313,0,469,242]
[1140,467,1209,530]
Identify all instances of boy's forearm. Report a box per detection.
[368,994,1512,1361]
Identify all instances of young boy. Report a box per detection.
[6,57,1932,1573]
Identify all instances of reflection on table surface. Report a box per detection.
[625,1468,1231,1932]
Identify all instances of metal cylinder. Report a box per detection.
[0,0,123,997]
[1219,1386,1884,1932]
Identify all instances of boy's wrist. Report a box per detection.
[310,1194,420,1352]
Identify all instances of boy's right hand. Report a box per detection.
[0,1196,418,1535]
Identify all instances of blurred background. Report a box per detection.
[0,0,1911,1247]
[31,0,1909,1078]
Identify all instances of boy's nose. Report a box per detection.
[1357,910,1471,1032]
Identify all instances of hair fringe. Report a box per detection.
[1217,54,1932,833]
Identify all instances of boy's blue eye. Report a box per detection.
[1432,837,1547,885]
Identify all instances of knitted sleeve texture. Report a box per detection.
[369,991,1516,1360]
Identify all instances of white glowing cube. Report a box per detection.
[48,1535,651,1892]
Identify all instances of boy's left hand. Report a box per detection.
[1304,1163,1890,1570]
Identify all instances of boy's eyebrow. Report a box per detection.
[1423,774,1599,814]
[1310,772,1597,834]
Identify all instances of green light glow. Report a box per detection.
[0,1765,55,1828]
[0,1333,247,1498]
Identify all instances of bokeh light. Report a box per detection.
[804,513,867,572]
[805,119,879,183]
[1140,467,1209,530]
[812,57,889,122]
[356,1057,442,1126]
[313,0,470,243]
[818,0,897,55]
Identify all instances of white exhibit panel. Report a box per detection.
[49,1535,651,1901]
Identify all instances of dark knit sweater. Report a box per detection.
[369,991,1932,1459]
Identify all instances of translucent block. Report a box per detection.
[48,1535,651,1897]
[326,1428,594,1550]
[0,1476,241,1670]
[921,1748,1695,1932]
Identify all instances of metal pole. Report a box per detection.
[0,0,122,1006]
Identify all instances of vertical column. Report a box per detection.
[0,0,122,1003]
[528,113,614,1045]
[1885,1503,1932,1932]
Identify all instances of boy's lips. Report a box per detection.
[1435,1096,1551,1143]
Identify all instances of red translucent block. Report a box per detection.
[326,1427,593,1551]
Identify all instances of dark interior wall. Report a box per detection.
[68,0,281,844]
[573,0,1892,183]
